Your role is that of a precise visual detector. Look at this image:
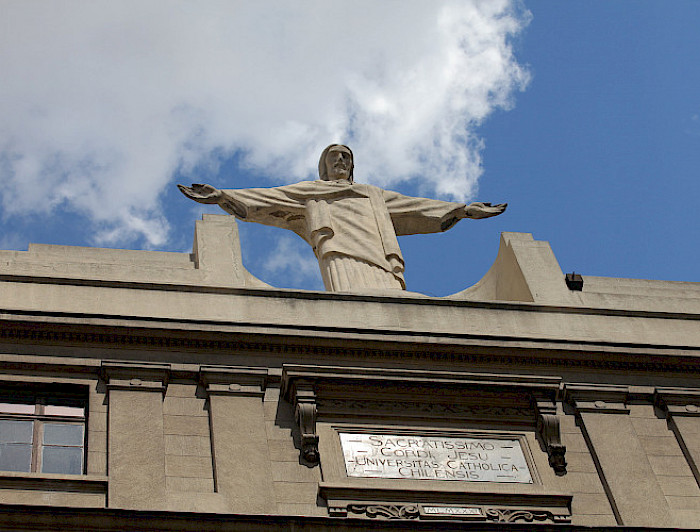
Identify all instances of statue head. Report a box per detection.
[318,144,354,182]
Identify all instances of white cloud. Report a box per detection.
[0,0,530,247]
[260,235,321,289]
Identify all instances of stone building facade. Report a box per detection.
[0,214,698,530]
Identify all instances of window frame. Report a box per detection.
[0,384,87,475]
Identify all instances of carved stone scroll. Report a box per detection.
[484,508,557,523]
[347,504,420,520]
[292,379,319,464]
[532,393,566,475]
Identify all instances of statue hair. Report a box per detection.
[318,144,354,182]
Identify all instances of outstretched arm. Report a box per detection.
[177,183,247,218]
[464,202,508,219]
[177,183,222,204]
[177,182,307,232]
[383,188,507,235]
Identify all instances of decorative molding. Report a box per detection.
[199,366,267,398]
[332,502,568,524]
[1,321,698,375]
[317,398,532,420]
[320,483,572,524]
[532,394,566,475]
[100,362,169,394]
[484,508,559,523]
[347,504,420,520]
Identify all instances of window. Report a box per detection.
[0,385,86,475]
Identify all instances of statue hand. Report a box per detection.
[465,202,507,219]
[177,183,222,204]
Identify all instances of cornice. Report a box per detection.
[1,316,700,375]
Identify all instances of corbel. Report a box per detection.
[100,361,170,395]
[199,366,267,398]
[532,391,566,475]
[655,387,700,418]
[294,379,319,464]
[281,368,320,465]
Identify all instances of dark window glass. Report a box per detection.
[0,442,33,472]
[0,420,33,444]
[43,423,84,446]
[41,446,83,475]
[0,419,33,472]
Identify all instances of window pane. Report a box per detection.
[0,403,35,415]
[43,423,84,446]
[44,405,84,417]
[0,443,32,472]
[0,420,34,443]
[42,446,83,475]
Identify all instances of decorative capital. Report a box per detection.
[100,362,169,394]
[199,366,267,397]
[564,384,630,415]
[655,387,700,418]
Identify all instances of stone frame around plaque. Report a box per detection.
[317,424,572,524]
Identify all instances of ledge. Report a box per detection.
[1,273,699,321]
[0,472,108,493]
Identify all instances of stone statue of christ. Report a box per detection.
[178,144,506,292]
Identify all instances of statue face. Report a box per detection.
[324,146,353,181]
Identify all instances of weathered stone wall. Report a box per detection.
[0,224,698,527]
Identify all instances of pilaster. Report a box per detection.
[199,366,275,513]
[101,362,170,510]
[655,387,700,485]
[565,384,671,526]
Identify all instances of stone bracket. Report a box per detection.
[281,370,320,465]
[100,361,170,394]
[199,365,267,398]
[532,393,566,475]
[293,379,319,464]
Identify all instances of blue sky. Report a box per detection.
[1,1,698,296]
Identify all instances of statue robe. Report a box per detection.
[218,180,465,291]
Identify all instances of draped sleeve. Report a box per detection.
[218,186,308,239]
[381,189,466,236]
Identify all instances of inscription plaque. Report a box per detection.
[340,433,533,483]
[423,506,482,516]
